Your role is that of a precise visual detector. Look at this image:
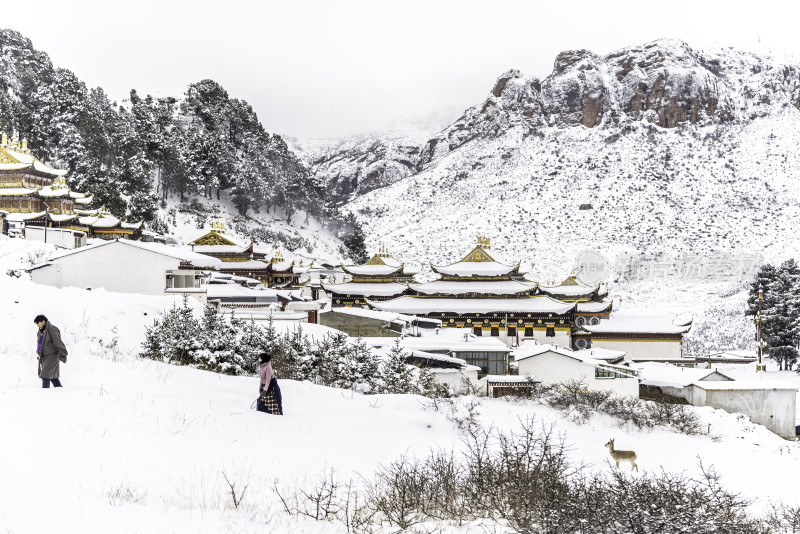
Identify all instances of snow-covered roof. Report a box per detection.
[705,350,757,360]
[342,264,401,276]
[363,336,512,354]
[431,260,519,278]
[217,259,269,270]
[691,380,797,391]
[190,244,249,254]
[573,347,627,361]
[206,284,278,299]
[322,282,407,297]
[405,349,468,368]
[37,186,72,198]
[47,213,79,223]
[409,280,535,296]
[324,306,419,325]
[369,296,574,315]
[582,315,692,334]
[0,187,38,196]
[539,283,598,297]
[40,239,223,268]
[576,300,613,313]
[5,211,45,221]
[514,343,634,372]
[633,362,733,388]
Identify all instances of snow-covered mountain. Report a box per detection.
[298,39,800,269]
[288,128,433,204]
[299,38,800,208]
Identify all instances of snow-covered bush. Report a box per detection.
[140,297,270,375]
[142,304,443,394]
[528,380,702,435]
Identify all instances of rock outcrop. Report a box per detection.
[301,38,800,202]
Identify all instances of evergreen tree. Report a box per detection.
[747,262,800,370]
[382,339,416,394]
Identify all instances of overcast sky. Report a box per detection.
[5,1,800,139]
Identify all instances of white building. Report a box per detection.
[635,361,734,401]
[24,226,86,249]
[583,315,693,364]
[29,239,221,296]
[687,381,797,439]
[514,344,640,397]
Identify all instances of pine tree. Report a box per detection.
[382,339,415,394]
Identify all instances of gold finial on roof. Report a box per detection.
[21,139,27,151]
[1,134,6,146]
[477,236,491,247]
[211,219,226,233]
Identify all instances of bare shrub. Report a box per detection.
[274,469,374,533]
[766,502,800,533]
[106,484,147,506]
[222,470,248,510]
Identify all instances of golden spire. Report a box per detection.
[211,219,226,233]
[477,236,491,248]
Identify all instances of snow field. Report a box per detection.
[3,236,800,532]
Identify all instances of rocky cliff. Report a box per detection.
[297,39,800,202]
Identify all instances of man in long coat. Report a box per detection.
[34,315,68,388]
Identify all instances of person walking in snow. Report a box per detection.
[34,315,68,388]
[256,352,283,415]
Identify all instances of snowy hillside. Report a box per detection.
[288,128,434,204]
[3,236,800,532]
[153,190,346,265]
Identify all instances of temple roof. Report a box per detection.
[217,259,270,270]
[0,136,69,177]
[369,296,575,315]
[76,207,140,230]
[431,237,520,279]
[539,274,601,298]
[409,280,536,296]
[575,300,613,313]
[342,264,402,277]
[322,282,407,297]
[342,246,420,277]
[187,220,246,247]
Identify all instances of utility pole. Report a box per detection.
[43,201,52,245]
[757,284,766,373]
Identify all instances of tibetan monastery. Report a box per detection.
[369,237,614,350]
[322,246,420,307]
[0,134,141,238]
[186,220,311,287]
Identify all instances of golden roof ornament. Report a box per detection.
[211,219,226,233]
[477,236,491,248]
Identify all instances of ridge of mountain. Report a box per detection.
[294,38,800,205]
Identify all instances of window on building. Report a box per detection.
[459,351,507,376]
[546,326,555,337]
[524,326,533,337]
[165,277,174,289]
[473,326,482,336]
[595,366,636,379]
[507,326,517,337]
[490,327,499,336]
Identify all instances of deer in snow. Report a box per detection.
[605,439,638,472]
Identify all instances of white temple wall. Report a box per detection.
[591,339,682,361]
